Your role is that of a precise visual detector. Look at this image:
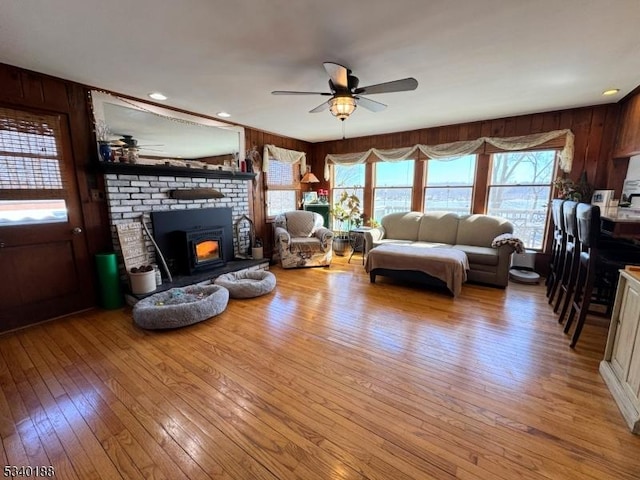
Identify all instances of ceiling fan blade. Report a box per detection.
[309,100,331,113]
[354,77,418,95]
[355,96,387,112]
[323,62,349,89]
[272,90,332,95]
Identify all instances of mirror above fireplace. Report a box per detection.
[90,90,245,162]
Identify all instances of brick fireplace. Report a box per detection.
[103,167,258,279]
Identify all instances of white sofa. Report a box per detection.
[364,211,516,287]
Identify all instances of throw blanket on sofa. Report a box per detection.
[491,233,525,254]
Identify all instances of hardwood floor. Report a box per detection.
[1,257,639,479]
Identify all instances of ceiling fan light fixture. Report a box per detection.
[148,92,167,101]
[329,96,356,121]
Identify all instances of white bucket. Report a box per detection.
[129,270,157,294]
[252,247,264,260]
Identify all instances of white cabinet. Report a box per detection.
[600,269,640,434]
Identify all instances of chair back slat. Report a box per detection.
[562,201,579,239]
[576,203,600,249]
[551,199,566,232]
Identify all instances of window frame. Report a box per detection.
[264,158,301,219]
[485,149,559,251]
[423,154,477,215]
[372,159,415,221]
[331,163,366,230]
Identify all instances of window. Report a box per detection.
[424,154,476,214]
[0,107,69,226]
[332,164,365,230]
[486,150,556,249]
[265,159,299,217]
[372,160,414,221]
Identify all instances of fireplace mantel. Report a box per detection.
[99,162,256,180]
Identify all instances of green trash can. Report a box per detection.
[95,252,124,309]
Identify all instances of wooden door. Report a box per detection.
[0,106,94,332]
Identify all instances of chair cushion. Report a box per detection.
[291,237,323,249]
[285,211,317,237]
[453,244,499,266]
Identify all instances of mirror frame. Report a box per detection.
[90,90,245,163]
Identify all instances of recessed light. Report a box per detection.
[602,89,620,96]
[217,112,231,118]
[148,92,167,101]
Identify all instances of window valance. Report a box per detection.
[263,144,306,172]
[323,129,574,179]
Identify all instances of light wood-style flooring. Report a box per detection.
[1,256,639,479]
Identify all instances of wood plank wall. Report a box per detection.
[310,105,624,257]
[613,85,640,158]
[0,63,313,262]
[0,60,635,267]
[0,63,112,258]
[244,129,311,255]
[312,105,623,195]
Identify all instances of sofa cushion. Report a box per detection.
[372,238,415,249]
[456,214,513,247]
[453,244,499,266]
[411,241,453,249]
[380,212,423,241]
[418,212,459,244]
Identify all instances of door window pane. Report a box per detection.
[373,160,414,220]
[487,150,556,249]
[0,199,68,226]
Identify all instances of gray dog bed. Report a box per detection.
[214,270,276,299]
[133,284,229,329]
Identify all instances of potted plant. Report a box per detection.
[330,191,362,256]
[553,171,593,202]
[252,237,264,260]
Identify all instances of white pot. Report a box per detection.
[129,270,156,294]
[252,247,264,260]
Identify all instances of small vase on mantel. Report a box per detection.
[98,142,112,162]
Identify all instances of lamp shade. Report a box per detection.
[329,96,357,121]
[301,171,320,183]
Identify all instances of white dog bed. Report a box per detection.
[133,284,229,330]
[214,270,276,299]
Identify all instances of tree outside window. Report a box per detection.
[486,150,556,249]
[332,164,364,230]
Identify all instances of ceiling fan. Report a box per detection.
[109,135,164,152]
[272,62,418,121]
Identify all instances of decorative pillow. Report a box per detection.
[491,233,525,253]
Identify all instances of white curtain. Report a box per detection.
[324,129,574,179]
[263,144,306,172]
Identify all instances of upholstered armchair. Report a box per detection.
[274,210,334,268]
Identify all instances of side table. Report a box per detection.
[348,227,371,264]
